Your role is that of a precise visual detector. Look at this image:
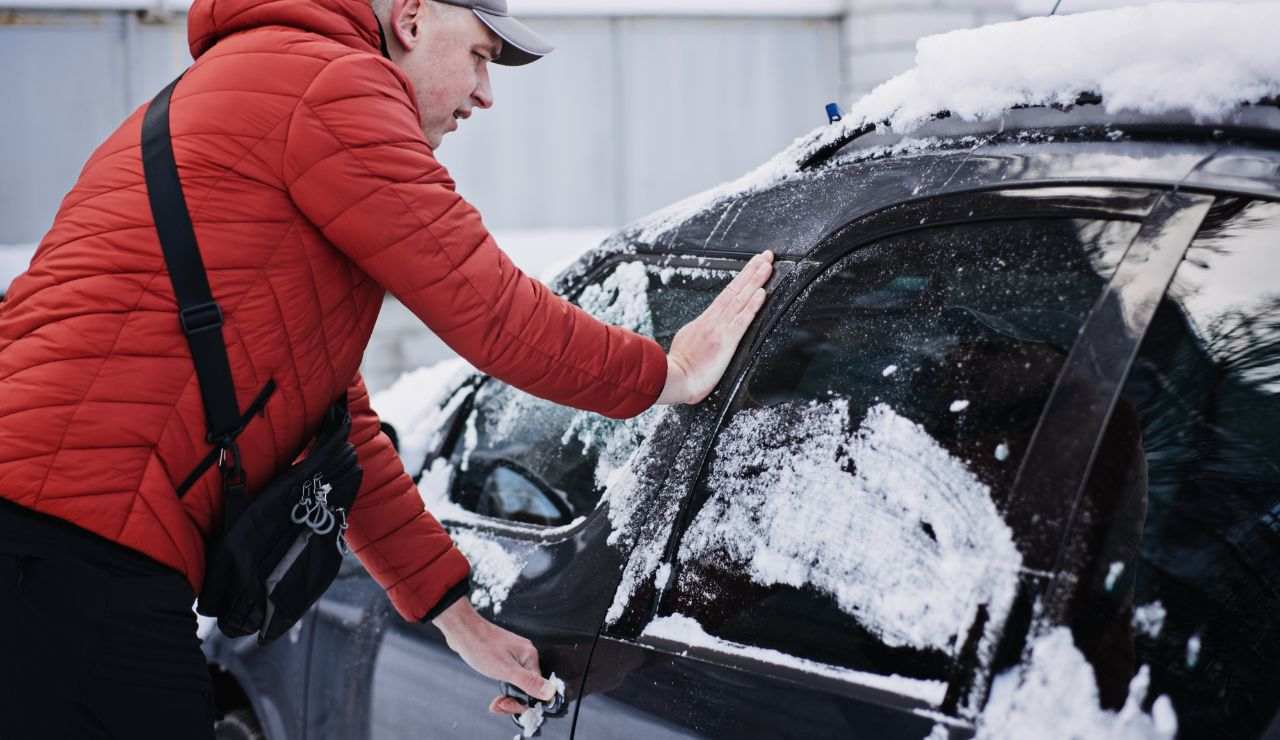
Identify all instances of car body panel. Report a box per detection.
[576,636,949,740]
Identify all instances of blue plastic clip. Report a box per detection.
[825,102,843,124]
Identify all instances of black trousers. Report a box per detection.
[0,500,215,740]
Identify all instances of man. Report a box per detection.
[0,0,773,736]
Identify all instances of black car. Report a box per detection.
[203,97,1280,740]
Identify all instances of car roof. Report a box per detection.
[605,103,1280,264]
[595,0,1280,264]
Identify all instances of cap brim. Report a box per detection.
[473,10,553,66]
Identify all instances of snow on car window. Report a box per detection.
[602,406,688,625]
[642,613,947,706]
[558,262,664,489]
[480,261,665,493]
[679,399,1021,654]
[450,531,529,615]
[978,627,1177,740]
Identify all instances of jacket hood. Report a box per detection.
[189,0,383,59]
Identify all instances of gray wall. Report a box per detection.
[0,9,843,243]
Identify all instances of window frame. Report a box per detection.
[631,185,1196,717]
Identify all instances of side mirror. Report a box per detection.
[475,460,574,527]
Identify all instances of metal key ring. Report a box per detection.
[290,501,311,525]
[311,507,335,536]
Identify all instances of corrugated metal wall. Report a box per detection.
[0,9,843,243]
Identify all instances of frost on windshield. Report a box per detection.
[679,400,1021,655]
[482,261,665,492]
[978,627,1177,740]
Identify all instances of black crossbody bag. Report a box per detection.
[142,75,362,645]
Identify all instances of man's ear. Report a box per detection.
[390,0,425,51]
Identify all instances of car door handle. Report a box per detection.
[502,681,567,717]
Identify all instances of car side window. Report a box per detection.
[446,261,733,527]
[1065,200,1280,739]
[661,218,1139,690]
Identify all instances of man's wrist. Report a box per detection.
[422,577,472,624]
[656,355,687,406]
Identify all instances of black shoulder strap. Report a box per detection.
[142,76,243,441]
[141,75,275,498]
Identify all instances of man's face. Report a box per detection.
[385,0,501,149]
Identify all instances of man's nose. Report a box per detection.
[473,67,494,110]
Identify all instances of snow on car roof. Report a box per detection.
[623,2,1280,246]
[845,2,1280,135]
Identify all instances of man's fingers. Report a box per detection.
[730,288,767,332]
[489,695,527,715]
[707,250,774,317]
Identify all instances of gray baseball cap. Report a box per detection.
[435,0,554,66]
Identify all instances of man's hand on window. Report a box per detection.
[659,249,774,406]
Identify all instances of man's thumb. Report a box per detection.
[512,670,556,702]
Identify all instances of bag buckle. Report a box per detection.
[179,301,224,336]
[216,437,245,487]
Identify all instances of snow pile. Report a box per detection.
[678,400,1021,653]
[1132,602,1167,639]
[642,613,947,705]
[450,532,527,614]
[979,627,1177,739]
[513,703,543,740]
[1185,634,1201,668]
[845,3,1280,134]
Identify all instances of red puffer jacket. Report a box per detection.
[0,0,666,621]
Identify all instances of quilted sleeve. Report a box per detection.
[284,53,666,419]
[343,373,470,622]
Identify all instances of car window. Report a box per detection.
[446,260,734,527]
[660,218,1139,692]
[1064,200,1280,739]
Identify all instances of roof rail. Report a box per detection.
[800,96,1280,172]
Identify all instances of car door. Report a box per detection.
[305,254,745,739]
[1041,198,1280,740]
[574,187,1167,738]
